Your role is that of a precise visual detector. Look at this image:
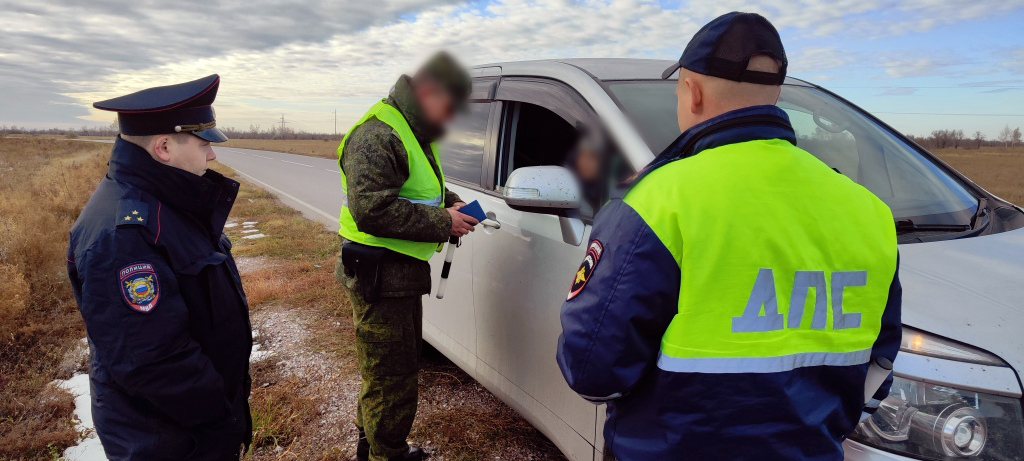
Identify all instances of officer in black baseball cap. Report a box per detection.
[558,11,902,461]
[68,75,253,460]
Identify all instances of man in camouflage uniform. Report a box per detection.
[335,52,477,461]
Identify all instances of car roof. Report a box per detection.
[471,58,812,86]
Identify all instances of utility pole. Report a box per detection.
[332,109,338,136]
[279,114,289,133]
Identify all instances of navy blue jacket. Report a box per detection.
[67,137,252,460]
[557,107,902,461]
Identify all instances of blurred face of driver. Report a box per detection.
[418,80,457,127]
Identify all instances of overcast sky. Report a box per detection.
[2,0,1023,138]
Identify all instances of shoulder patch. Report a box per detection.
[567,240,603,301]
[116,199,149,228]
[119,262,160,313]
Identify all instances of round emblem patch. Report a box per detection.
[567,240,603,301]
[119,262,160,313]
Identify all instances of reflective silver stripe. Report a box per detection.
[341,195,439,207]
[865,398,882,409]
[578,392,622,403]
[399,196,443,207]
[657,349,872,374]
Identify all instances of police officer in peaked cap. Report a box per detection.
[67,75,253,460]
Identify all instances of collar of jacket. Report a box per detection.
[389,75,445,143]
[624,105,796,187]
[108,136,239,236]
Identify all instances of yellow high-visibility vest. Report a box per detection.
[338,100,445,261]
[624,139,897,373]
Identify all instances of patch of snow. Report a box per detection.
[241,229,260,234]
[242,221,258,225]
[224,223,239,228]
[250,343,275,363]
[242,233,266,239]
[55,373,107,461]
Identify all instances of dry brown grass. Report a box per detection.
[413,346,564,460]
[213,162,353,459]
[932,147,1024,206]
[221,139,340,159]
[246,358,319,453]
[0,137,110,460]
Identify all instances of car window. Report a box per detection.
[494,79,630,218]
[439,102,490,186]
[498,102,578,185]
[605,81,680,154]
[777,86,977,222]
[604,80,978,225]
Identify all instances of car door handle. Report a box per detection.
[481,218,501,229]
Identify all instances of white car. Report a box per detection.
[421,58,1024,461]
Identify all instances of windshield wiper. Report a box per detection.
[895,219,970,235]
[896,199,989,236]
[970,197,989,230]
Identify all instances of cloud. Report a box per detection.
[0,0,461,125]
[881,57,944,78]
[3,0,1024,130]
[64,0,712,130]
[1004,49,1024,73]
[788,47,854,74]
[978,88,1021,94]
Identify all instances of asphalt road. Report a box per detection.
[212,147,343,231]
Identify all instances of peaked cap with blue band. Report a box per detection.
[93,74,228,143]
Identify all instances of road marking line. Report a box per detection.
[324,168,338,173]
[229,165,340,223]
[280,159,314,168]
[252,154,273,159]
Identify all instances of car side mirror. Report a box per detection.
[502,166,581,213]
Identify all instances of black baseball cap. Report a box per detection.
[661,11,788,85]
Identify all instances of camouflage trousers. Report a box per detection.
[344,284,423,461]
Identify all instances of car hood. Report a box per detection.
[899,227,1024,373]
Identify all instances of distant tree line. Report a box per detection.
[0,124,119,138]
[1,119,341,141]
[907,125,1022,150]
[219,124,341,141]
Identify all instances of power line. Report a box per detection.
[872,111,1024,116]
[808,60,1010,70]
[829,86,1024,89]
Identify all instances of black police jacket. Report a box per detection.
[67,137,252,460]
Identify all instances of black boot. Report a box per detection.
[356,429,369,461]
[388,446,425,461]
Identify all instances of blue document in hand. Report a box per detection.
[458,200,487,223]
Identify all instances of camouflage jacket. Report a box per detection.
[341,75,461,297]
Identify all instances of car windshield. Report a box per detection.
[605,81,979,225]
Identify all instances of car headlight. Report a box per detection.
[850,327,1024,460]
